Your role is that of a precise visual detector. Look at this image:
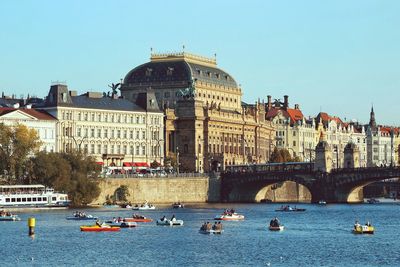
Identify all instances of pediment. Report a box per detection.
[0,110,37,120]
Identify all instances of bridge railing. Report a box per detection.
[330,166,400,174]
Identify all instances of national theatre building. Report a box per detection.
[121,52,275,172]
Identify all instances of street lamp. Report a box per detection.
[176,146,180,174]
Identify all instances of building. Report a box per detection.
[266,95,318,161]
[316,112,367,168]
[120,52,275,172]
[40,84,164,167]
[0,105,56,152]
[366,107,397,167]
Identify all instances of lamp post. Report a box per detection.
[176,146,180,174]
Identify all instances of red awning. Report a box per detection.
[96,162,104,165]
[135,162,149,167]
[123,162,133,167]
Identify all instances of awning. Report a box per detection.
[123,162,133,167]
[96,162,104,165]
[135,162,149,167]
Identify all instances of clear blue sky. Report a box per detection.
[1,0,399,125]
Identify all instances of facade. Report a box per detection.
[0,106,56,152]
[266,95,318,162]
[121,52,275,172]
[40,84,164,166]
[366,107,398,167]
[316,112,367,168]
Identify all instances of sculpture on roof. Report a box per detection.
[108,83,121,95]
[177,78,196,100]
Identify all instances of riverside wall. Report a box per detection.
[93,175,211,204]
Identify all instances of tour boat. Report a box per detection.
[156,218,184,226]
[123,215,153,223]
[353,224,374,234]
[66,212,98,220]
[0,185,70,208]
[269,225,284,231]
[80,224,121,232]
[199,229,224,234]
[172,203,184,208]
[275,206,306,212]
[214,212,245,221]
[0,213,21,221]
[132,202,156,210]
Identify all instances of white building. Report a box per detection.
[40,84,164,167]
[0,105,56,152]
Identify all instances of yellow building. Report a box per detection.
[121,52,275,172]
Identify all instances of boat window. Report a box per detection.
[43,197,47,201]
[52,197,57,201]
[32,197,37,201]
[37,197,41,201]
[11,198,16,202]
[6,198,10,202]
[22,198,27,202]
[17,198,21,202]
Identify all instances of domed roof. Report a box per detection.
[123,52,238,88]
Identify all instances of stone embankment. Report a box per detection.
[93,174,211,204]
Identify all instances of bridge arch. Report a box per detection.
[224,178,313,203]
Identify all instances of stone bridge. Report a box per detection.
[221,166,400,203]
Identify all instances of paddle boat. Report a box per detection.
[268,217,284,231]
[123,214,153,223]
[199,222,223,234]
[108,221,137,228]
[199,229,224,234]
[156,216,184,226]
[214,209,245,221]
[367,198,380,204]
[275,205,306,212]
[353,222,374,234]
[132,202,156,210]
[66,211,98,220]
[80,223,121,232]
[0,213,21,221]
[318,200,327,205]
[172,202,184,208]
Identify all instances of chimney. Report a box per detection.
[284,95,289,109]
[267,95,272,110]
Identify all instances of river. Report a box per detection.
[1,203,400,266]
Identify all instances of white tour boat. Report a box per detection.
[0,185,70,208]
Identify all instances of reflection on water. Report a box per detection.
[1,203,400,266]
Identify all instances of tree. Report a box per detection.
[0,123,41,183]
[269,147,302,163]
[164,152,178,171]
[29,151,101,206]
[150,160,161,169]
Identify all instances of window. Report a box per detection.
[52,197,56,201]
[104,145,108,154]
[184,144,188,153]
[104,129,108,138]
[77,128,81,137]
[91,129,95,138]
[97,129,101,138]
[130,131,133,139]
[142,131,146,139]
[91,114,95,121]
[136,130,140,139]
[117,130,121,138]
[97,144,101,154]
[6,198,10,202]
[293,141,296,147]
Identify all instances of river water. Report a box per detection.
[1,203,400,266]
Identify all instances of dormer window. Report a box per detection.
[197,69,201,75]
[145,68,153,77]
[216,73,220,79]
[167,67,174,76]
[207,71,211,77]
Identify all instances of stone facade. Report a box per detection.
[121,52,275,172]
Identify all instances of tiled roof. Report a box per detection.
[266,108,304,124]
[0,107,56,120]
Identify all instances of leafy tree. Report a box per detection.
[164,152,178,170]
[269,147,302,163]
[29,151,101,206]
[0,123,41,183]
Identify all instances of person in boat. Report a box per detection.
[171,214,176,221]
[206,222,212,230]
[200,222,207,231]
[161,215,167,221]
[217,222,223,230]
[96,219,101,227]
[366,221,371,227]
[354,220,360,230]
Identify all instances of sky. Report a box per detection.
[1,0,399,125]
